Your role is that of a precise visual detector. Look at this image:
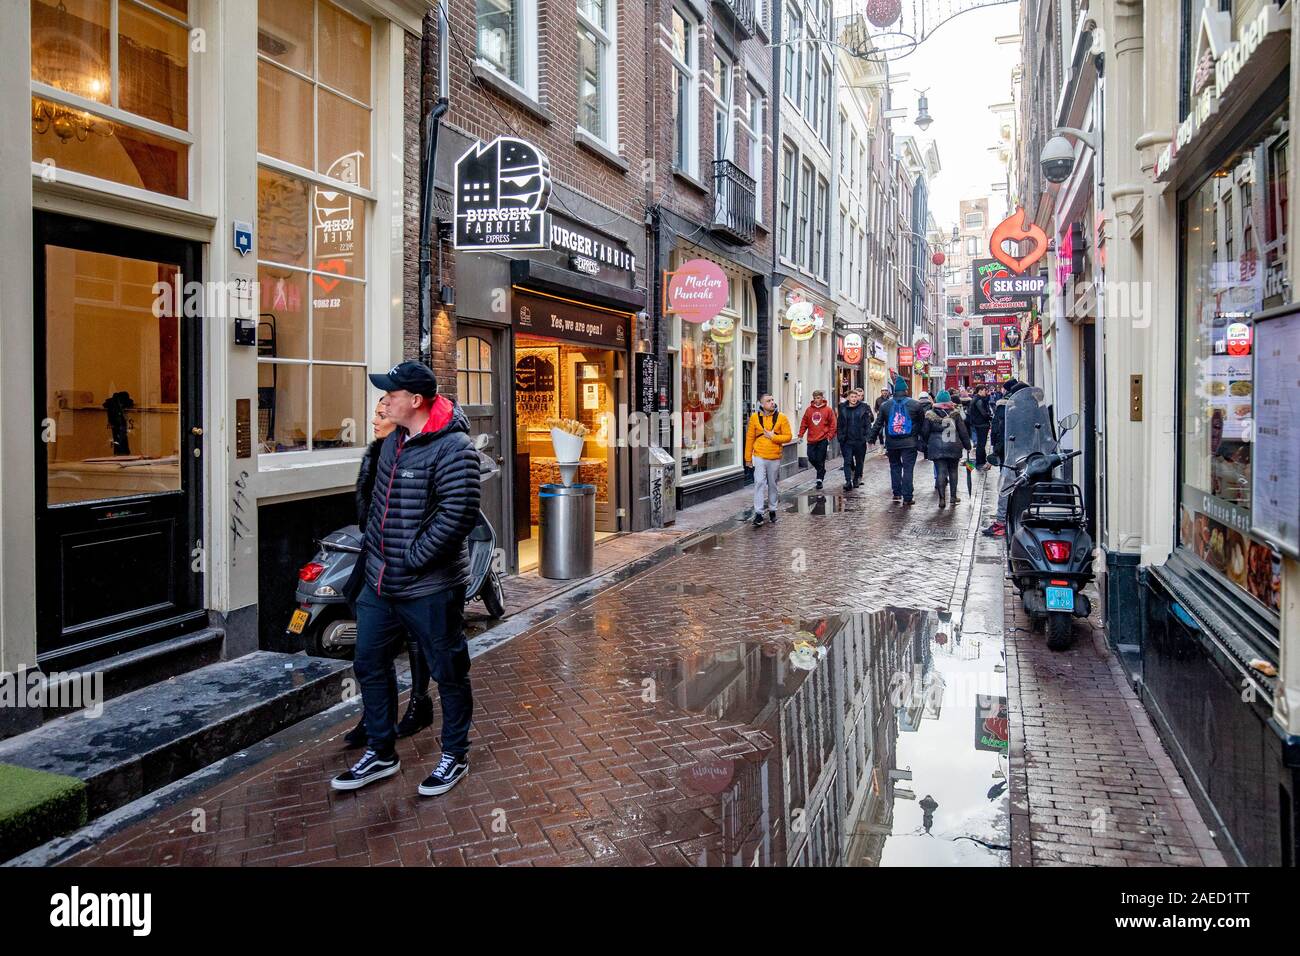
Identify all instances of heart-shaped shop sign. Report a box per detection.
[989,207,1048,275]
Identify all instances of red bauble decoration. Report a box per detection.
[931,251,945,266]
[954,304,964,315]
[962,320,971,327]
[865,0,901,28]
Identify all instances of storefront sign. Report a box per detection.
[635,353,660,416]
[1056,222,1084,294]
[513,292,628,349]
[1251,305,1300,558]
[991,275,1047,297]
[842,333,863,365]
[787,301,825,341]
[551,220,636,276]
[915,341,932,362]
[454,137,553,250]
[233,220,253,256]
[1000,324,1022,352]
[947,357,1013,375]
[707,315,735,344]
[989,208,1048,274]
[872,340,887,361]
[1156,4,1288,179]
[664,258,728,323]
[971,257,1031,315]
[898,346,914,365]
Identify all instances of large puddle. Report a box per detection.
[644,608,1010,866]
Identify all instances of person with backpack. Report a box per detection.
[983,378,1029,537]
[837,387,874,490]
[744,393,792,526]
[869,377,925,505]
[797,389,837,490]
[921,390,972,509]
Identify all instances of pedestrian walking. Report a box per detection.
[868,377,925,505]
[838,387,873,490]
[874,385,892,413]
[983,377,1029,538]
[966,383,993,470]
[797,389,837,490]
[745,393,792,526]
[341,397,432,749]
[332,361,481,797]
[915,390,938,491]
[921,390,972,509]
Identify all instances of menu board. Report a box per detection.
[1251,305,1300,558]
[635,353,659,416]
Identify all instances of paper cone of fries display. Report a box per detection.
[548,418,588,486]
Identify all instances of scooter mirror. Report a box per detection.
[1059,413,1080,432]
[472,433,492,451]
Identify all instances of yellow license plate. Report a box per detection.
[288,609,310,634]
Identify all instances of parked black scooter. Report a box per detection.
[991,391,1095,650]
[287,439,506,658]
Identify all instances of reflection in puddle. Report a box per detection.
[678,533,733,555]
[784,493,867,515]
[645,608,1008,866]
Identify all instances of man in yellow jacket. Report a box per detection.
[744,393,792,527]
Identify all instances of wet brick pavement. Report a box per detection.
[56,453,1222,867]
[990,483,1227,867]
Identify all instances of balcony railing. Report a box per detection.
[711,159,756,245]
[713,0,757,38]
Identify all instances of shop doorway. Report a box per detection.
[512,333,621,572]
[456,326,510,569]
[33,213,205,668]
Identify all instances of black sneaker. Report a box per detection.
[395,694,434,738]
[342,716,367,749]
[844,481,854,492]
[331,749,400,791]
[418,753,469,797]
[752,513,765,527]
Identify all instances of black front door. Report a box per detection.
[34,213,205,668]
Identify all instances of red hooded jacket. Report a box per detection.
[799,400,837,443]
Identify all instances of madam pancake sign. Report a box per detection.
[664,259,729,323]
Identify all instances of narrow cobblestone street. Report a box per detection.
[54,455,1219,867]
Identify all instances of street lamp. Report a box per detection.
[915,89,933,131]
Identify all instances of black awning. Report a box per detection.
[509,259,647,314]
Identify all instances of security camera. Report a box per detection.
[1040,135,1075,184]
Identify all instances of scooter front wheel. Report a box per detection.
[481,569,506,619]
[1046,612,1074,651]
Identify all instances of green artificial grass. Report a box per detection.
[0,763,87,861]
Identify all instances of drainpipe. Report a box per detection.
[419,6,450,366]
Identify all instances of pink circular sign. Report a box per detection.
[667,259,729,324]
[916,341,933,362]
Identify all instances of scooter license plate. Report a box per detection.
[1045,586,1075,612]
[288,609,310,634]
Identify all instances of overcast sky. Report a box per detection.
[875,1,1022,232]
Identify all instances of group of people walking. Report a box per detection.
[743,376,1003,520]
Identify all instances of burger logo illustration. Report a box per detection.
[708,314,735,344]
[454,136,553,250]
[788,301,823,341]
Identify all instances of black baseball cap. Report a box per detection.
[368,361,439,397]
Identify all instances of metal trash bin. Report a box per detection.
[648,445,676,527]
[538,482,595,579]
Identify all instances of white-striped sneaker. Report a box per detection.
[418,753,469,797]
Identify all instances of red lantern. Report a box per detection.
[931,251,945,266]
[963,319,970,328]
[954,305,964,315]
[865,0,901,28]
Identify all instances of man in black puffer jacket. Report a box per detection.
[332,362,481,797]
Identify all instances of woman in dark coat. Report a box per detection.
[921,390,972,509]
[342,399,433,748]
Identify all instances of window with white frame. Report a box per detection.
[256,0,373,454]
[964,210,984,229]
[966,236,978,255]
[783,2,803,108]
[819,61,832,146]
[671,8,698,175]
[477,0,537,95]
[814,175,828,279]
[947,328,962,356]
[747,83,765,221]
[798,159,813,267]
[577,0,616,145]
[31,0,194,199]
[838,210,848,293]
[712,50,734,163]
[780,143,796,260]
